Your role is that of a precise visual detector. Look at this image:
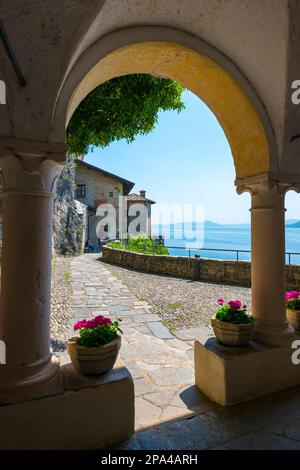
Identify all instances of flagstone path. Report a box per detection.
[68,253,216,430]
[61,253,300,449]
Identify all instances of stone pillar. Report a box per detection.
[237,178,296,346]
[0,140,65,402]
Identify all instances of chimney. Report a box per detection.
[140,190,146,198]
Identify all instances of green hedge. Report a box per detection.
[107,236,169,255]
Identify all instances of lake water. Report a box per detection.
[152,224,300,264]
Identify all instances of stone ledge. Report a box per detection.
[0,362,134,449]
[195,336,300,406]
[102,246,300,290]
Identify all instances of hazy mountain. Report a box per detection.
[153,219,300,228]
[203,220,222,227]
[288,221,300,228]
[286,219,300,225]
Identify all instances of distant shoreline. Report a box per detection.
[153,219,300,229]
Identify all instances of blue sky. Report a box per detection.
[85,90,299,224]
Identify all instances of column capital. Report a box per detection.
[236,173,300,197]
[0,138,66,195]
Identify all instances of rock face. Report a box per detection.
[53,153,84,256]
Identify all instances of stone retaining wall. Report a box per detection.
[102,246,300,290]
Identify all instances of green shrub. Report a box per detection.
[216,305,254,324]
[77,323,120,347]
[287,298,300,311]
[74,316,122,347]
[106,240,126,250]
[107,236,169,255]
[286,291,300,310]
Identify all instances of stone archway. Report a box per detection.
[51,27,278,181]
[51,28,300,405]
[0,24,297,434]
[1,6,300,450]
[53,27,295,346]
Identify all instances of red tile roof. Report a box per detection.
[127,193,156,204]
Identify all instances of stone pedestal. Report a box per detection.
[195,337,300,406]
[0,361,135,449]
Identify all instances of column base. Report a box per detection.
[0,355,60,404]
[253,320,295,346]
[0,360,134,449]
[195,336,300,406]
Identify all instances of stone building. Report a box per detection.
[75,159,155,248]
[127,190,155,238]
[0,0,300,450]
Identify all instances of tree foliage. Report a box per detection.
[66,74,185,155]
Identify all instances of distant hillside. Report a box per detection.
[157,220,222,228]
[288,221,300,228]
[203,220,222,227]
[153,219,300,229]
[286,219,299,224]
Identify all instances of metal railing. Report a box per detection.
[117,239,300,266]
[286,252,300,266]
[164,245,300,266]
[164,246,251,262]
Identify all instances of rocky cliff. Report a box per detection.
[52,153,84,256]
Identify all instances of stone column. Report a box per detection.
[0,140,65,402]
[237,177,296,346]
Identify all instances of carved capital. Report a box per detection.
[0,139,66,195]
[236,173,300,196]
[236,173,300,210]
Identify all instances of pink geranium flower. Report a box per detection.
[74,320,87,331]
[94,315,112,326]
[217,298,224,305]
[85,319,97,329]
[286,291,300,301]
[228,300,242,310]
[74,315,112,331]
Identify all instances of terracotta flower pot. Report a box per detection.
[67,336,121,375]
[211,317,255,346]
[287,308,300,331]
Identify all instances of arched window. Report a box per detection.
[0,80,6,104]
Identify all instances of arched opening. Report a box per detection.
[60,40,272,181]
[285,190,300,267]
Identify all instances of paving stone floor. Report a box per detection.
[104,261,252,330]
[69,254,300,450]
[70,254,215,431]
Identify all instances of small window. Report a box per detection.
[77,184,86,198]
[109,191,113,197]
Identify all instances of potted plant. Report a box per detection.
[67,315,122,375]
[286,291,300,331]
[211,299,255,346]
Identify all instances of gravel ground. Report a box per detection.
[50,256,73,351]
[101,261,252,330]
